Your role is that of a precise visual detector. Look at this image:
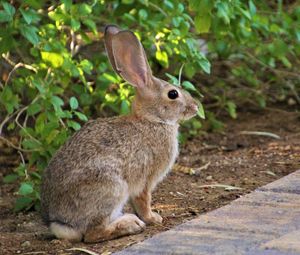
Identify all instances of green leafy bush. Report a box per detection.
[0,0,299,211]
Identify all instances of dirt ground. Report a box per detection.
[1,106,300,255]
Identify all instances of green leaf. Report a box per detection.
[122,0,134,4]
[20,25,40,45]
[120,100,130,115]
[197,103,205,119]
[71,18,81,31]
[82,19,97,34]
[30,172,41,180]
[3,174,18,183]
[226,101,237,119]
[20,8,40,24]
[80,59,93,74]
[46,129,59,144]
[172,16,183,27]
[78,3,92,15]
[41,52,64,68]
[164,0,174,10]
[57,110,72,119]
[14,197,33,212]
[69,96,79,110]
[2,2,15,21]
[198,59,211,74]
[155,50,169,68]
[51,95,64,111]
[19,183,34,196]
[195,13,211,34]
[182,81,197,92]
[74,111,88,121]
[216,2,230,24]
[27,102,42,116]
[7,122,15,130]
[62,0,72,10]
[22,139,41,150]
[0,10,11,23]
[240,8,251,20]
[32,79,46,94]
[138,9,148,20]
[280,56,292,68]
[67,120,81,130]
[189,0,200,11]
[249,0,256,15]
[3,2,15,15]
[102,72,120,83]
[165,73,180,86]
[15,164,27,177]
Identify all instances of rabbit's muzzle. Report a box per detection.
[182,103,199,120]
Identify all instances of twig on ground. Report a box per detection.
[198,184,243,191]
[194,161,211,172]
[22,252,46,255]
[172,162,211,176]
[66,247,100,255]
[239,131,281,140]
[265,107,300,114]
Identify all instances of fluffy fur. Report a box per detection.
[41,25,199,243]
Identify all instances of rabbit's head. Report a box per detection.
[104,25,199,125]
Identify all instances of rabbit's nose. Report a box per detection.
[191,104,198,113]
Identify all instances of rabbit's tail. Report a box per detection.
[50,222,82,242]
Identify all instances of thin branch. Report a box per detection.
[15,107,42,145]
[245,52,300,79]
[178,63,185,86]
[2,54,37,86]
[148,2,168,17]
[0,109,20,135]
[0,135,39,152]
[59,118,66,128]
[70,29,76,57]
[14,96,42,145]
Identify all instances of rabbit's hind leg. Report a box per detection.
[50,222,83,242]
[84,214,145,243]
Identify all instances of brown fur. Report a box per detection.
[40,25,199,243]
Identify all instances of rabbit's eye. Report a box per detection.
[168,90,179,100]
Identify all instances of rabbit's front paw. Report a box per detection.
[143,211,163,225]
[117,214,146,234]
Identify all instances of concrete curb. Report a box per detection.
[115,170,300,255]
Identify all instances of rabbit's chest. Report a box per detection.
[151,136,178,185]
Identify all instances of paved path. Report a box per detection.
[115,170,300,255]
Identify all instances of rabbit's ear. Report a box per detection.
[111,31,152,88]
[104,25,122,74]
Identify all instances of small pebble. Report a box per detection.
[206,175,213,181]
[21,241,31,247]
[288,98,296,106]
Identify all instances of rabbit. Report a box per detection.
[40,25,199,243]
